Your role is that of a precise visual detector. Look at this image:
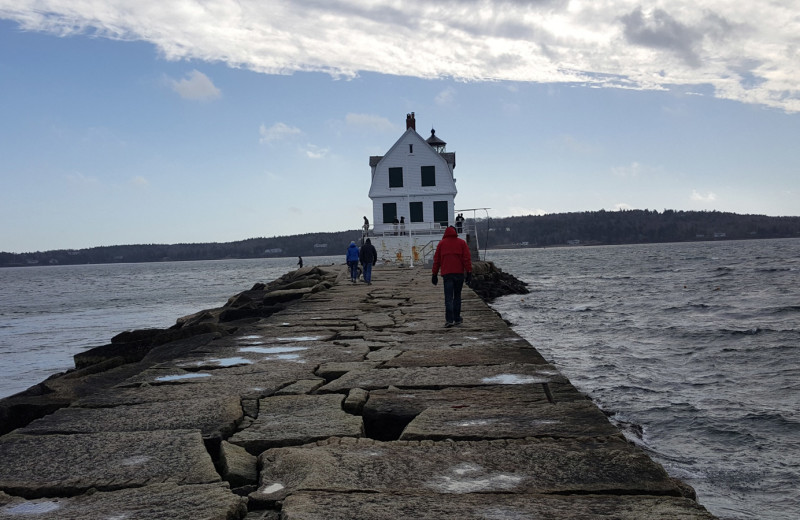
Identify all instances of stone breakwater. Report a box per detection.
[0,264,716,519]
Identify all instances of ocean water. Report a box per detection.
[0,256,339,399]
[1,241,798,519]
[489,239,800,520]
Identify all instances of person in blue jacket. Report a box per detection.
[346,241,360,283]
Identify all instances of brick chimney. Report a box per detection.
[406,112,416,130]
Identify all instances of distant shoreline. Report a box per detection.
[4,209,799,267]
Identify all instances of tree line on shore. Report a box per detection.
[3,210,799,267]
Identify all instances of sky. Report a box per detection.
[1,1,799,253]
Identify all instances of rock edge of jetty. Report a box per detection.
[0,262,717,519]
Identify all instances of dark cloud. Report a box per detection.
[621,7,704,67]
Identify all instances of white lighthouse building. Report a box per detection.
[366,112,462,264]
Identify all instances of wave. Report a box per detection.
[769,305,800,315]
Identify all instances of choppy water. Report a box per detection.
[1,241,798,519]
[0,256,339,399]
[489,239,800,520]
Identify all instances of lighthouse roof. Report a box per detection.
[426,128,446,147]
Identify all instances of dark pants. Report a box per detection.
[443,273,464,324]
[348,261,358,281]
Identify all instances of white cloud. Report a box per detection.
[435,87,457,106]
[303,144,329,159]
[3,1,800,111]
[613,203,634,210]
[345,113,395,132]
[259,122,302,144]
[690,189,717,202]
[168,70,220,100]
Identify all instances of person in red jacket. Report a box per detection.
[431,226,473,327]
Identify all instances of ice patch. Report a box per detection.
[482,374,543,385]
[431,473,523,493]
[239,346,307,354]
[121,455,151,466]
[276,336,323,342]
[3,501,61,514]
[155,373,211,382]
[265,353,303,361]
[183,357,253,367]
[452,463,482,475]
[240,335,263,340]
[457,419,495,427]
[260,483,284,494]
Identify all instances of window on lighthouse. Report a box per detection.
[433,201,449,227]
[382,203,397,224]
[389,167,403,188]
[409,202,423,222]
[421,166,436,186]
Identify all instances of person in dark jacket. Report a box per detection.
[431,226,473,327]
[359,238,378,285]
[346,241,360,283]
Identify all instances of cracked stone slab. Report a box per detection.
[0,430,219,499]
[255,437,681,502]
[363,384,589,428]
[279,491,716,519]
[399,399,620,440]
[74,373,287,407]
[274,379,325,395]
[318,363,567,392]
[16,396,243,439]
[316,362,380,380]
[357,313,396,329]
[122,341,370,386]
[228,395,363,455]
[365,348,403,362]
[0,484,247,520]
[384,345,548,367]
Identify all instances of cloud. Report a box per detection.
[259,122,302,144]
[3,1,800,111]
[435,87,457,106]
[345,113,395,132]
[168,70,221,100]
[690,189,717,202]
[613,203,634,210]
[303,144,329,159]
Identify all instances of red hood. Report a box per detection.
[442,226,458,239]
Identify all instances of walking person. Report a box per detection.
[455,213,464,234]
[297,256,303,268]
[346,241,360,283]
[431,226,472,327]
[359,238,378,285]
